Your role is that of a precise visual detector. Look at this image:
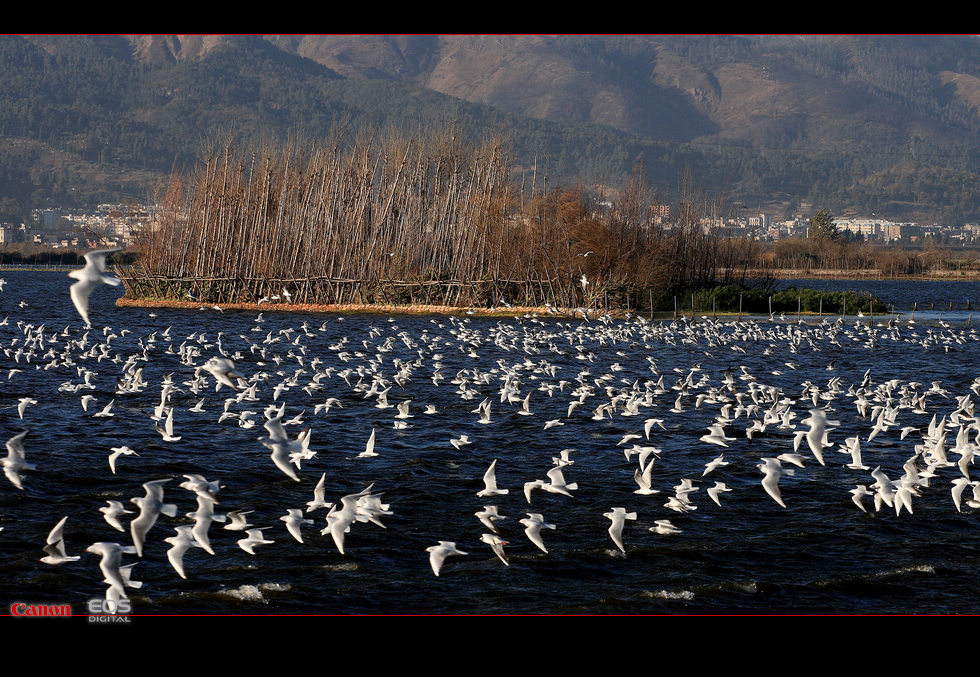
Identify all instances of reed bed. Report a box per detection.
[125,128,758,312]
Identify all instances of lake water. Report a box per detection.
[2,271,980,616]
[773,277,980,324]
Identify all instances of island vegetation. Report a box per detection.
[120,127,904,316]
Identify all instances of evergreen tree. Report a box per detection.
[809,209,842,241]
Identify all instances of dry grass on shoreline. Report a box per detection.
[116,296,582,318]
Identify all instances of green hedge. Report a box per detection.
[687,284,886,314]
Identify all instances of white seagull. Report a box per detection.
[202,356,243,391]
[130,479,178,557]
[17,397,36,419]
[475,505,506,533]
[650,519,682,535]
[154,408,181,442]
[281,508,314,543]
[223,509,255,531]
[108,446,138,474]
[481,533,510,565]
[100,500,133,532]
[758,457,790,507]
[185,494,224,555]
[426,541,468,576]
[702,453,730,476]
[306,473,332,513]
[358,428,378,458]
[86,542,138,597]
[603,507,637,553]
[633,457,659,495]
[237,528,275,554]
[524,466,578,503]
[40,516,81,565]
[67,247,123,327]
[3,430,34,490]
[164,525,203,579]
[93,399,115,418]
[707,481,733,507]
[520,512,556,553]
[477,459,509,497]
[257,416,304,481]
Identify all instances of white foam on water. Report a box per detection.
[219,582,292,603]
[876,564,935,578]
[322,562,358,572]
[642,589,695,601]
[220,585,266,603]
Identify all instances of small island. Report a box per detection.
[112,130,914,319]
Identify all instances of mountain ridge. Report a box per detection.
[3,34,980,224]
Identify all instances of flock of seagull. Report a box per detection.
[4,247,980,612]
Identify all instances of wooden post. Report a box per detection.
[738,292,743,321]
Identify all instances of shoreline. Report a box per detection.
[115,271,980,319]
[115,296,587,318]
[114,297,907,321]
[753,268,980,281]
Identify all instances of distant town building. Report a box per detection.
[0,223,25,245]
[19,204,152,247]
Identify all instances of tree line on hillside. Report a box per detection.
[3,36,980,222]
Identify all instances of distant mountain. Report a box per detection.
[268,35,980,148]
[3,34,980,224]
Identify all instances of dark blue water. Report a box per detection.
[3,271,980,616]
[774,277,980,323]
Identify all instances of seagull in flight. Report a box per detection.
[477,459,509,497]
[4,430,34,490]
[426,541,467,576]
[40,516,81,565]
[603,507,636,553]
[68,247,123,327]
